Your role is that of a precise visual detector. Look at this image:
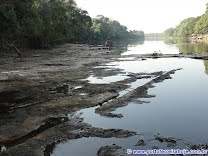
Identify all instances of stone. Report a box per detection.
[135,139,146,146]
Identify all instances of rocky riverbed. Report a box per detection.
[1,44,208,156]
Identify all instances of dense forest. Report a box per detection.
[0,0,144,50]
[163,3,208,42]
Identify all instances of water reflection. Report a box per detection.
[165,41,208,75]
[78,58,208,143]
[51,41,208,156]
[177,43,208,54]
[52,58,208,156]
[85,74,129,84]
[123,40,179,55]
[90,39,144,49]
[163,37,189,45]
[123,40,208,75]
[204,60,208,75]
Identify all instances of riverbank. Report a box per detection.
[1,44,208,156]
[191,34,208,43]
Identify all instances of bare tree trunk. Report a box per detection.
[3,40,22,58]
[10,43,22,58]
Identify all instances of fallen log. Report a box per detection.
[2,39,22,57]
[6,42,22,58]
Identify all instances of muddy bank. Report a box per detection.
[1,43,207,156]
[0,44,137,156]
[1,117,137,156]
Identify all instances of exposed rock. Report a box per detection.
[135,139,146,146]
[95,68,181,118]
[97,144,127,156]
[83,128,137,138]
[0,145,7,152]
[133,100,150,104]
[152,146,159,149]
[190,144,208,150]
[154,133,176,144]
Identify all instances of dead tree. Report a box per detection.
[2,39,22,58]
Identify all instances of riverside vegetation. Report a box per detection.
[163,3,208,43]
[2,1,208,156]
[0,0,144,52]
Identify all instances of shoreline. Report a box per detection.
[0,44,208,156]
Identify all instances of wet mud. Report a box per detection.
[1,44,208,156]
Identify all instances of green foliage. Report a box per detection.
[177,43,208,54]
[163,4,208,42]
[90,15,144,42]
[164,17,198,40]
[194,13,208,34]
[0,0,93,48]
[0,0,144,50]
[163,28,175,38]
[174,17,198,38]
[129,30,145,39]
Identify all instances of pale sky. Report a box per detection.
[75,0,207,33]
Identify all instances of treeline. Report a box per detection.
[0,0,144,49]
[145,33,163,40]
[91,15,144,42]
[145,33,163,38]
[163,4,208,41]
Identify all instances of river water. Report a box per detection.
[52,40,208,156]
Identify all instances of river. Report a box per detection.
[52,40,208,156]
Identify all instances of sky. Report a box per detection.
[75,0,207,33]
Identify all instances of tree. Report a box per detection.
[163,28,175,38]
[0,0,144,51]
[174,17,198,38]
[90,15,144,42]
[163,3,208,42]
[194,14,208,34]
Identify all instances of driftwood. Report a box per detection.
[2,40,22,57]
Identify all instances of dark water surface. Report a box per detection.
[52,41,208,156]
